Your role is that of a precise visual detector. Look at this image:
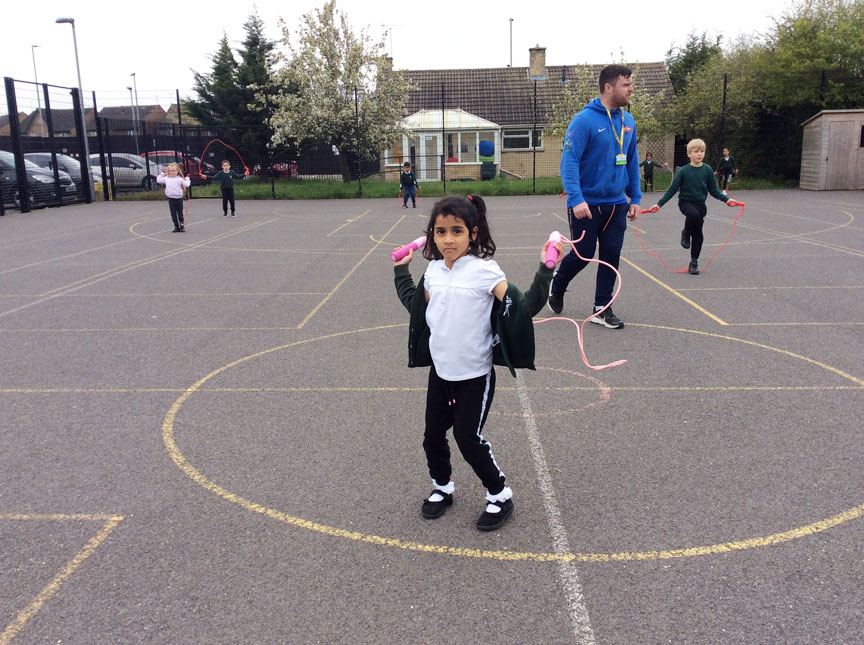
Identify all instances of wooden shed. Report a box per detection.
[800,109,864,190]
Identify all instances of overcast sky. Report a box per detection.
[2,0,793,114]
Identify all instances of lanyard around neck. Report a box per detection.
[604,106,624,153]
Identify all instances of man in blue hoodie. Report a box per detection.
[548,64,642,329]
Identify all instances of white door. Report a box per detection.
[420,134,440,181]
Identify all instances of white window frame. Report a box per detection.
[502,127,544,151]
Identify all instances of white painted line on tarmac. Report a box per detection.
[516,373,596,644]
[0,220,273,320]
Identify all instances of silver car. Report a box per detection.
[90,152,158,190]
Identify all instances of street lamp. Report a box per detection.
[127,86,140,156]
[130,72,141,139]
[31,45,46,137]
[55,17,93,200]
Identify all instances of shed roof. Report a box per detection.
[801,109,864,126]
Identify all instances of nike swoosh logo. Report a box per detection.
[597,128,606,133]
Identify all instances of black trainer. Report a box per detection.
[421,491,453,519]
[548,291,564,314]
[172,227,181,233]
[477,498,514,531]
[590,306,624,329]
[689,259,699,275]
[681,228,691,249]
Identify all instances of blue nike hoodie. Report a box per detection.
[560,98,642,208]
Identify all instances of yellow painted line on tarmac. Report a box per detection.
[677,285,864,292]
[632,323,864,387]
[0,514,123,644]
[160,323,864,564]
[297,216,405,329]
[620,257,729,325]
[40,221,266,297]
[327,209,371,236]
[576,503,864,562]
[3,384,862,395]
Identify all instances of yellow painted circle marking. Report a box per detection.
[162,324,864,562]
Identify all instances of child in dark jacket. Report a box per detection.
[207,160,248,217]
[399,161,419,208]
[392,194,562,531]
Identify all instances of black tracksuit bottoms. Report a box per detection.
[423,364,505,495]
[221,186,235,214]
[168,198,184,228]
[679,200,707,259]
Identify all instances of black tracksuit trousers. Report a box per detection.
[423,364,505,495]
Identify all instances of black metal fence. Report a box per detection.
[3,67,861,212]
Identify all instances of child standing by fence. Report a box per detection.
[647,139,739,274]
[393,195,562,530]
[399,161,419,208]
[208,160,248,217]
[156,162,190,232]
[715,148,738,194]
[639,152,666,193]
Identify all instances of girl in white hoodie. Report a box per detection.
[156,162,190,232]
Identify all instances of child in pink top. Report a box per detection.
[156,162,191,232]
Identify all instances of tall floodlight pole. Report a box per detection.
[509,19,513,67]
[31,45,46,137]
[130,72,141,132]
[55,17,93,200]
[127,86,140,156]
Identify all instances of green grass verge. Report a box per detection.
[113,174,796,202]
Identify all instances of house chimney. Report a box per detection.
[528,46,547,81]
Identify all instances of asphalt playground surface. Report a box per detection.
[1,188,862,644]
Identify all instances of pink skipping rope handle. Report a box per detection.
[544,231,563,269]
[534,230,627,371]
[390,236,427,263]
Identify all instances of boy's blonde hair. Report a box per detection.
[167,162,183,176]
[687,139,706,154]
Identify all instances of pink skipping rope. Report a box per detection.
[634,202,747,273]
[534,230,627,371]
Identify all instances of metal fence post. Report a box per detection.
[441,82,446,190]
[71,87,93,203]
[719,73,728,151]
[91,90,109,201]
[45,86,63,204]
[355,88,361,196]
[6,78,31,212]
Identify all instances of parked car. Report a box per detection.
[141,151,215,184]
[0,150,78,208]
[24,152,102,196]
[89,152,158,190]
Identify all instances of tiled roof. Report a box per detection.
[402,62,671,125]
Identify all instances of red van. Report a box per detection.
[141,151,215,184]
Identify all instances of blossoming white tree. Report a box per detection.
[267,1,416,181]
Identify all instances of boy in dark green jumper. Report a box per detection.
[639,152,666,193]
[208,160,247,217]
[647,138,741,274]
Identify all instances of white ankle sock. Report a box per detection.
[428,481,455,502]
[484,486,512,512]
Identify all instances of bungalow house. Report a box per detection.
[18,108,98,138]
[384,62,674,182]
[0,113,27,136]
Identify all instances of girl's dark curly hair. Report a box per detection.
[421,195,496,261]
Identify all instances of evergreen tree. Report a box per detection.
[187,34,241,125]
